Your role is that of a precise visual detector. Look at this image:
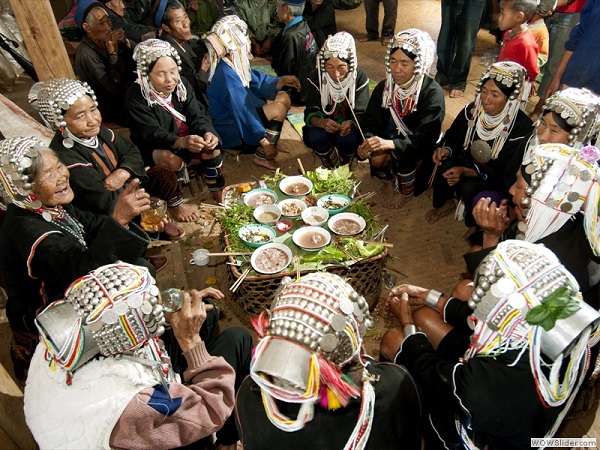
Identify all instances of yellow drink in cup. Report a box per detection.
[141,197,167,229]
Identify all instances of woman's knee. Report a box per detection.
[450,279,473,301]
[380,326,404,361]
[153,150,184,171]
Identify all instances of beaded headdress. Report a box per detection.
[205,15,252,87]
[0,136,46,210]
[465,61,531,163]
[466,241,599,425]
[250,273,376,447]
[35,263,171,382]
[382,28,435,136]
[133,39,187,122]
[525,88,600,163]
[315,31,358,113]
[517,143,600,255]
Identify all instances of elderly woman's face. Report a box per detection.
[536,112,570,145]
[509,169,527,222]
[325,57,349,82]
[389,48,415,86]
[32,151,74,207]
[64,95,102,139]
[149,56,180,95]
[481,79,508,116]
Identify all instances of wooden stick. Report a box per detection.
[360,240,394,248]
[428,164,438,189]
[200,203,227,209]
[230,267,251,293]
[333,237,359,262]
[336,77,366,141]
[206,252,253,256]
[295,246,301,280]
[297,158,307,176]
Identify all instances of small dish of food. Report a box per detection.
[275,219,293,233]
[292,226,331,252]
[278,198,307,218]
[317,194,351,215]
[253,204,282,226]
[328,212,366,236]
[301,206,329,227]
[279,176,313,197]
[243,188,278,208]
[238,224,276,248]
[251,243,293,274]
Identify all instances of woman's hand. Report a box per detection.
[442,166,463,186]
[166,288,223,352]
[112,179,150,226]
[357,136,394,158]
[276,75,301,91]
[320,118,341,134]
[388,284,430,308]
[104,168,130,191]
[432,146,450,165]
[202,132,219,151]
[141,215,169,233]
[473,197,511,247]
[339,121,353,137]
[386,292,413,325]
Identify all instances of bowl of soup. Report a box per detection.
[279,176,313,197]
[243,188,278,208]
[278,198,307,218]
[238,224,276,248]
[301,206,329,227]
[317,194,350,215]
[328,213,366,236]
[292,226,331,252]
[251,243,293,274]
[253,204,282,226]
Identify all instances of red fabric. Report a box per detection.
[498,29,540,81]
[558,0,586,13]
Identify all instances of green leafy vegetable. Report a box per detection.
[305,164,355,196]
[525,286,581,331]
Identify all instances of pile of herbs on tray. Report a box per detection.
[214,203,254,251]
[262,164,356,197]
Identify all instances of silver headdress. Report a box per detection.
[133,39,187,121]
[465,61,531,163]
[250,273,376,448]
[517,143,600,255]
[0,136,46,210]
[205,15,252,87]
[382,28,435,136]
[316,31,358,113]
[466,241,599,423]
[35,263,169,378]
[524,88,600,163]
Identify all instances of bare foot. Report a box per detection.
[170,203,199,222]
[379,180,395,196]
[449,89,464,98]
[384,193,413,209]
[211,189,223,204]
[252,156,281,171]
[425,200,455,224]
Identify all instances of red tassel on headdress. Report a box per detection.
[251,311,270,338]
[317,357,360,409]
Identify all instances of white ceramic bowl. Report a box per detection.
[243,188,278,208]
[251,243,293,274]
[238,224,276,248]
[278,198,307,218]
[328,212,366,236]
[301,206,329,227]
[292,226,331,252]
[317,194,351,215]
[279,176,313,197]
[253,204,282,226]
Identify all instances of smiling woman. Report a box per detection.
[0,136,154,371]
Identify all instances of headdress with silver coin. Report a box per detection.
[314,31,359,114]
[250,272,376,449]
[0,136,48,210]
[28,78,98,149]
[382,28,435,137]
[35,262,172,385]
[205,15,252,87]
[133,38,187,122]
[465,61,532,164]
[524,88,600,162]
[517,143,600,254]
[466,240,599,438]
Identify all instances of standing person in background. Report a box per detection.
[435,0,486,98]
[100,0,159,42]
[303,32,369,168]
[528,15,549,80]
[496,0,540,82]
[358,29,444,209]
[235,0,282,57]
[530,0,587,120]
[304,0,337,50]
[271,0,318,105]
[359,0,397,45]
[74,0,136,126]
[180,0,221,33]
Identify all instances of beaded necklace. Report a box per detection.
[42,207,87,249]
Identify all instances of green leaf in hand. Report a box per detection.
[525,286,580,331]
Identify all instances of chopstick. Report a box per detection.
[206,252,253,256]
[200,203,227,209]
[428,164,438,188]
[336,77,366,141]
[230,267,251,293]
[360,240,394,248]
[297,158,307,176]
[354,191,375,202]
[333,237,359,262]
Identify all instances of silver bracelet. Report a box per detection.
[425,289,444,311]
[403,323,417,337]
